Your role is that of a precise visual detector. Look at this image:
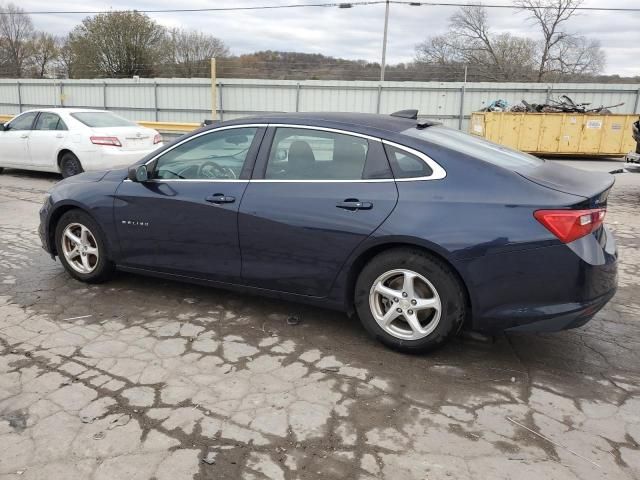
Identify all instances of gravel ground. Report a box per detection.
[0,160,639,480]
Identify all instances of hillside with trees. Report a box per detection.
[0,1,637,83]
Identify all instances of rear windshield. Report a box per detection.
[403,126,544,170]
[71,112,136,128]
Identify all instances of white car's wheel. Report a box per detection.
[60,152,84,178]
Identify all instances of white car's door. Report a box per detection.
[28,112,70,169]
[0,112,38,168]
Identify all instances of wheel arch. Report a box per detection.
[344,239,473,326]
[47,203,101,256]
[57,149,78,171]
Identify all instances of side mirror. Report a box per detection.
[128,165,149,182]
[1,123,7,132]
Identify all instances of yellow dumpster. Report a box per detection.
[470,112,638,157]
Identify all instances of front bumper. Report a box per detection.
[38,195,53,255]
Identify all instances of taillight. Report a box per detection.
[90,136,121,147]
[534,208,606,243]
[153,133,163,144]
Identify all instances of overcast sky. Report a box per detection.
[17,0,640,77]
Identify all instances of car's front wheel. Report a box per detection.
[60,152,84,178]
[355,248,467,353]
[54,210,114,283]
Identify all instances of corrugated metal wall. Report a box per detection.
[1,78,638,130]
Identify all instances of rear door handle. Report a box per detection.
[205,194,235,204]
[20,134,29,139]
[336,199,373,211]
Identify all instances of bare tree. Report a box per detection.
[164,29,229,77]
[27,33,60,78]
[0,3,35,77]
[545,36,605,79]
[415,1,604,82]
[416,5,538,81]
[515,0,588,81]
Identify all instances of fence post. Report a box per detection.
[219,83,224,121]
[103,82,107,109]
[376,84,382,114]
[545,86,552,104]
[16,81,22,113]
[210,58,217,120]
[634,88,640,114]
[458,84,466,130]
[154,81,159,121]
[295,83,301,112]
[59,80,64,107]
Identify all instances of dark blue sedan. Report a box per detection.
[38,112,618,353]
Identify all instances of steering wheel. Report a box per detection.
[198,161,236,179]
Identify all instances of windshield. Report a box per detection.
[71,112,136,128]
[403,126,544,171]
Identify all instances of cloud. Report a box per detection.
[17,0,639,76]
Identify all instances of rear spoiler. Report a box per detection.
[390,109,440,129]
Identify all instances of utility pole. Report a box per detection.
[210,58,217,120]
[380,0,390,82]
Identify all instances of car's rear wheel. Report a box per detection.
[355,248,466,353]
[54,210,114,283]
[0,167,4,174]
[60,152,83,178]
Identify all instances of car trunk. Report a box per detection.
[91,127,156,151]
[518,161,614,208]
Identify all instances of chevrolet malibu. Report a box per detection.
[38,112,618,353]
[0,108,163,178]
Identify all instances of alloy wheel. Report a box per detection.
[369,268,442,340]
[61,223,99,274]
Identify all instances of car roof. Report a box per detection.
[221,112,423,137]
[21,108,111,115]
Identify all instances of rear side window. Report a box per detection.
[266,128,369,180]
[35,113,67,131]
[384,144,433,179]
[71,112,135,128]
[7,112,37,131]
[403,126,543,170]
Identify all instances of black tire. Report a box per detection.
[354,248,467,353]
[0,167,4,174]
[60,152,84,178]
[54,209,115,283]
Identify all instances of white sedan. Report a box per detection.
[0,108,163,177]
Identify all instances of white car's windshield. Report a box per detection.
[403,126,544,171]
[71,112,136,128]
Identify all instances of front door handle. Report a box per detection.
[336,199,373,211]
[205,194,235,204]
[20,134,29,139]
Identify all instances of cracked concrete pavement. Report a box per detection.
[0,161,639,480]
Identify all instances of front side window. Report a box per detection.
[7,112,37,131]
[71,112,136,128]
[266,128,369,180]
[153,127,258,180]
[35,113,67,131]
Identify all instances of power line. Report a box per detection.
[0,2,385,15]
[2,1,640,15]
